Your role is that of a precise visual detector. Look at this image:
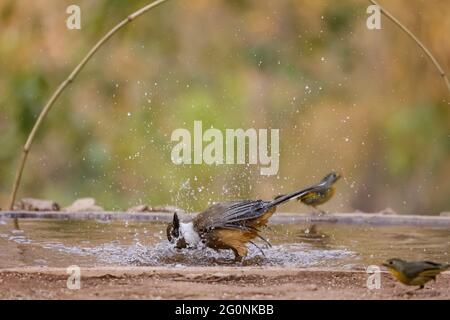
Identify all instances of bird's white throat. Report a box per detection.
[180,222,201,247]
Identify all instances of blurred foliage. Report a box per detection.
[0,0,449,214]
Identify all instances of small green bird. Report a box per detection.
[297,172,341,214]
[277,171,340,214]
[275,172,341,214]
[383,258,449,289]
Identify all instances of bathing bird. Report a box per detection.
[383,258,449,290]
[276,172,341,214]
[166,186,317,261]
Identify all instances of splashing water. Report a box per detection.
[0,219,449,269]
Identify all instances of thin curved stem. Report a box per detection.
[369,0,450,93]
[7,0,171,224]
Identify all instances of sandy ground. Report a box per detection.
[0,267,449,300]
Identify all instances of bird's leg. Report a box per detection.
[404,286,423,295]
[312,206,326,216]
[232,248,244,263]
[416,285,425,290]
[249,241,266,257]
[256,234,272,248]
[310,206,318,215]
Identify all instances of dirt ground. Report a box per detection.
[0,267,449,300]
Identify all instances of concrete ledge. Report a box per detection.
[0,266,367,275]
[0,210,171,222]
[1,211,450,226]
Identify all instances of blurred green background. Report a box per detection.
[0,0,449,214]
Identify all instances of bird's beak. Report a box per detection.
[381,262,389,268]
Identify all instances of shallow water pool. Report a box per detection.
[0,218,449,269]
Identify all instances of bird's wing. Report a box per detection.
[298,184,328,200]
[423,261,449,269]
[193,200,270,232]
[404,261,448,279]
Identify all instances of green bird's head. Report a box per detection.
[321,171,341,185]
[382,258,406,271]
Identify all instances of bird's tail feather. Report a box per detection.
[267,186,315,209]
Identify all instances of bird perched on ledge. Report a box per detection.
[383,258,449,290]
[166,186,315,261]
[275,172,341,214]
